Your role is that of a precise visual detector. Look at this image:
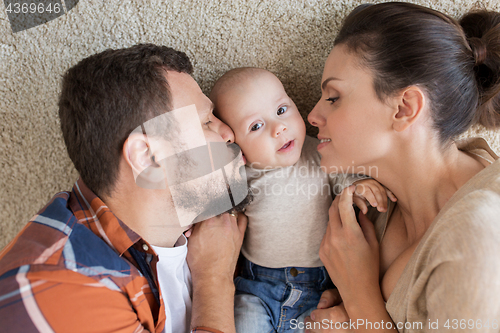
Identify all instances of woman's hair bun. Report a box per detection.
[460,10,500,129]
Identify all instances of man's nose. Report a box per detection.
[212,116,235,143]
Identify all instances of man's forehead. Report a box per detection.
[164,105,207,153]
[165,70,212,113]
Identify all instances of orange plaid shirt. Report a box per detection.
[0,179,166,332]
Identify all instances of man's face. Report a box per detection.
[168,71,235,147]
[133,71,249,227]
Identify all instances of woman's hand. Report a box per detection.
[313,186,398,332]
[304,289,352,333]
[320,185,380,307]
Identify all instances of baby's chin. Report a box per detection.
[246,157,300,170]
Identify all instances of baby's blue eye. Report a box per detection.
[251,123,263,131]
[277,106,287,115]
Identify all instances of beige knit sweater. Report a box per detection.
[372,138,500,332]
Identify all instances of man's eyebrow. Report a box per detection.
[207,102,215,115]
[200,102,214,118]
[321,77,341,91]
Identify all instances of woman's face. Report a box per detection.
[308,44,396,176]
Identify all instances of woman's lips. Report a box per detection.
[317,138,331,150]
[278,140,294,152]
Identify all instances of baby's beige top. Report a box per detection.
[242,135,360,268]
[371,138,500,332]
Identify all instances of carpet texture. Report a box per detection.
[1,0,499,249]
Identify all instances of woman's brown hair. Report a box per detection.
[335,2,500,143]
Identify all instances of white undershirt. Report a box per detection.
[151,235,192,333]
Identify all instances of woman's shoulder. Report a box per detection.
[423,160,500,264]
[456,137,499,163]
[431,142,500,226]
[453,136,500,201]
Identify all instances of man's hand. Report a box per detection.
[187,212,247,333]
[187,212,247,282]
[352,179,397,214]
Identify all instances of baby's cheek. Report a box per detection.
[242,147,267,168]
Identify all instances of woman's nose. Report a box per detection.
[308,102,324,127]
[212,116,235,143]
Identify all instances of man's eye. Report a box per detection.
[251,123,263,131]
[277,106,287,115]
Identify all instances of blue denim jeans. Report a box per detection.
[234,258,334,333]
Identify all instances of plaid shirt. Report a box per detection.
[0,179,167,332]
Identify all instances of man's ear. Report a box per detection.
[123,133,165,186]
[392,86,426,132]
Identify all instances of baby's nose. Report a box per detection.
[274,123,287,137]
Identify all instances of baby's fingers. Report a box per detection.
[373,185,388,212]
[386,188,398,202]
[354,184,378,208]
[358,183,389,212]
[353,196,369,214]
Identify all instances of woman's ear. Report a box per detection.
[123,133,166,187]
[392,86,426,132]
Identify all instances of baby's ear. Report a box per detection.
[392,86,426,132]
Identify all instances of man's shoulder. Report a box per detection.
[0,191,130,280]
[0,192,72,273]
[0,192,153,333]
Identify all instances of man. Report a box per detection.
[0,44,248,333]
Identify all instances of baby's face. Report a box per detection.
[215,73,306,169]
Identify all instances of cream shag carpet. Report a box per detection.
[1,0,499,249]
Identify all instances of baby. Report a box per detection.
[210,68,393,332]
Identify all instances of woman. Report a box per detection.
[305,2,500,332]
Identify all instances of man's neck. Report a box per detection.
[103,184,186,248]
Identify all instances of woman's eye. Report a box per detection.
[204,120,212,126]
[251,123,263,131]
[277,106,287,115]
[326,97,339,104]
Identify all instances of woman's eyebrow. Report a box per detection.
[321,77,341,91]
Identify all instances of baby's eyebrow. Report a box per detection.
[240,114,257,129]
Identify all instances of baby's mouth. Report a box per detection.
[278,140,294,151]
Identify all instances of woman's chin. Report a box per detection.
[321,160,361,175]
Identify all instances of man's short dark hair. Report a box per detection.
[58,44,193,198]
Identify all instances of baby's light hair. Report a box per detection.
[210,67,276,120]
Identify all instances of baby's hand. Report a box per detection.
[351,179,397,214]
